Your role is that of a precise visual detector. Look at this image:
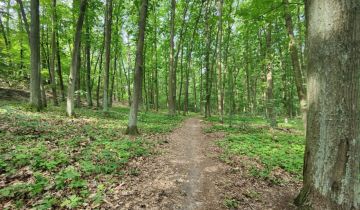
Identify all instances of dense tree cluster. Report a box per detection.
[0,0,306,121]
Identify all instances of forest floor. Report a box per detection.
[0,89,303,209]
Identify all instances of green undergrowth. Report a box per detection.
[0,100,184,209]
[205,115,305,181]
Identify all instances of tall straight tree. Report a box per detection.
[56,32,65,101]
[217,0,224,122]
[29,0,42,110]
[168,0,176,116]
[66,0,87,116]
[295,0,360,209]
[204,0,213,118]
[50,0,59,106]
[103,0,113,112]
[126,0,148,135]
[265,23,276,127]
[283,0,306,120]
[85,15,92,107]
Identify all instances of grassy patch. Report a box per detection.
[206,115,305,180]
[0,100,183,208]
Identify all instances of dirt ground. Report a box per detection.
[110,118,301,210]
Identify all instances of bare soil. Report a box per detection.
[112,118,301,210]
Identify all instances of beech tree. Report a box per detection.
[66,0,87,116]
[126,0,148,135]
[168,0,176,116]
[102,0,113,112]
[295,0,360,209]
[49,0,58,106]
[29,0,42,110]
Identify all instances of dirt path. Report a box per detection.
[167,118,220,209]
[118,118,225,209]
[116,118,300,210]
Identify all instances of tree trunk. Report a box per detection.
[66,0,87,116]
[265,23,276,127]
[85,16,93,107]
[50,0,59,106]
[56,33,65,101]
[75,44,81,108]
[295,1,360,209]
[283,0,306,121]
[96,46,104,108]
[168,0,176,115]
[153,1,159,111]
[120,54,131,106]
[126,0,148,135]
[29,0,42,110]
[177,47,184,113]
[217,0,224,123]
[204,0,213,118]
[110,47,117,107]
[102,0,113,112]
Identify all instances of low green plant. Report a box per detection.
[223,198,239,209]
[61,195,83,209]
[35,196,58,210]
[55,166,87,189]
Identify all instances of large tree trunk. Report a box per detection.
[167,0,176,115]
[50,0,59,106]
[29,0,42,110]
[126,0,148,135]
[283,0,306,121]
[66,0,87,116]
[295,1,360,209]
[102,0,113,112]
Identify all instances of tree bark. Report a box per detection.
[204,0,213,118]
[167,0,176,115]
[29,0,42,110]
[50,0,59,106]
[126,0,148,135]
[96,45,104,108]
[66,0,87,116]
[102,0,113,112]
[295,1,360,209]
[75,43,81,108]
[153,0,159,111]
[217,0,224,123]
[56,32,65,101]
[85,16,92,107]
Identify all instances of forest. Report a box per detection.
[0,0,359,209]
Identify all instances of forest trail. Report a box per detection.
[167,118,220,209]
[121,118,225,209]
[118,118,299,209]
